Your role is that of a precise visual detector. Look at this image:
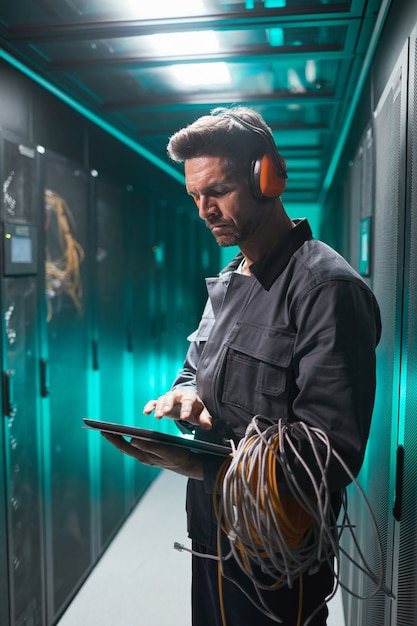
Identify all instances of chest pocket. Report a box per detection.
[222,322,295,414]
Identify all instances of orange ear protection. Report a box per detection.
[223,112,287,201]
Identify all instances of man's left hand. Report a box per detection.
[101,432,203,480]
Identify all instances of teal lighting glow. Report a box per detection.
[320,0,392,204]
[0,49,185,185]
[268,27,284,47]
[265,0,286,7]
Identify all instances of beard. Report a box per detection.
[211,226,240,247]
[207,212,264,247]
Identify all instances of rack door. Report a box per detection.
[42,151,93,621]
[0,134,45,626]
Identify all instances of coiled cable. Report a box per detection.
[213,415,393,625]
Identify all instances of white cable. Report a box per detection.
[173,541,232,562]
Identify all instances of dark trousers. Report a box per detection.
[191,541,334,626]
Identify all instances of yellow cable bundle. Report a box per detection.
[266,436,314,550]
[45,189,85,320]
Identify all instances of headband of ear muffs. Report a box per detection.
[220,111,287,201]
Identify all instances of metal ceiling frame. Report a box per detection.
[0,0,391,205]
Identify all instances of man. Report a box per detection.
[103,106,381,625]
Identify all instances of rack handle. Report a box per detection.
[92,339,99,371]
[40,358,49,397]
[2,370,16,417]
[393,444,404,522]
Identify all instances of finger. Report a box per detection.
[130,438,168,457]
[198,407,213,430]
[101,432,157,465]
[129,438,184,471]
[156,394,190,420]
[153,392,177,418]
[178,396,197,420]
[143,394,178,419]
[178,401,212,429]
[143,399,157,415]
[101,432,131,454]
[129,439,199,477]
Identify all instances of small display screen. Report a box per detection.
[11,235,32,264]
[3,222,38,276]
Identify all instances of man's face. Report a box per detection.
[185,155,264,247]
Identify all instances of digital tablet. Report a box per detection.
[83,418,232,457]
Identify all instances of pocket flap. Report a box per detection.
[226,322,295,367]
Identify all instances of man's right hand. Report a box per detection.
[143,390,213,430]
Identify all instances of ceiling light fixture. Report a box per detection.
[288,69,306,93]
[171,62,231,86]
[305,60,317,84]
[124,0,204,19]
[148,30,219,56]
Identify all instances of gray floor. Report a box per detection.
[57,471,345,626]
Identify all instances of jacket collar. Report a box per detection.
[220,219,313,291]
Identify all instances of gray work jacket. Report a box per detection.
[172,219,381,549]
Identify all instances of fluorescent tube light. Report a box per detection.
[171,62,231,86]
